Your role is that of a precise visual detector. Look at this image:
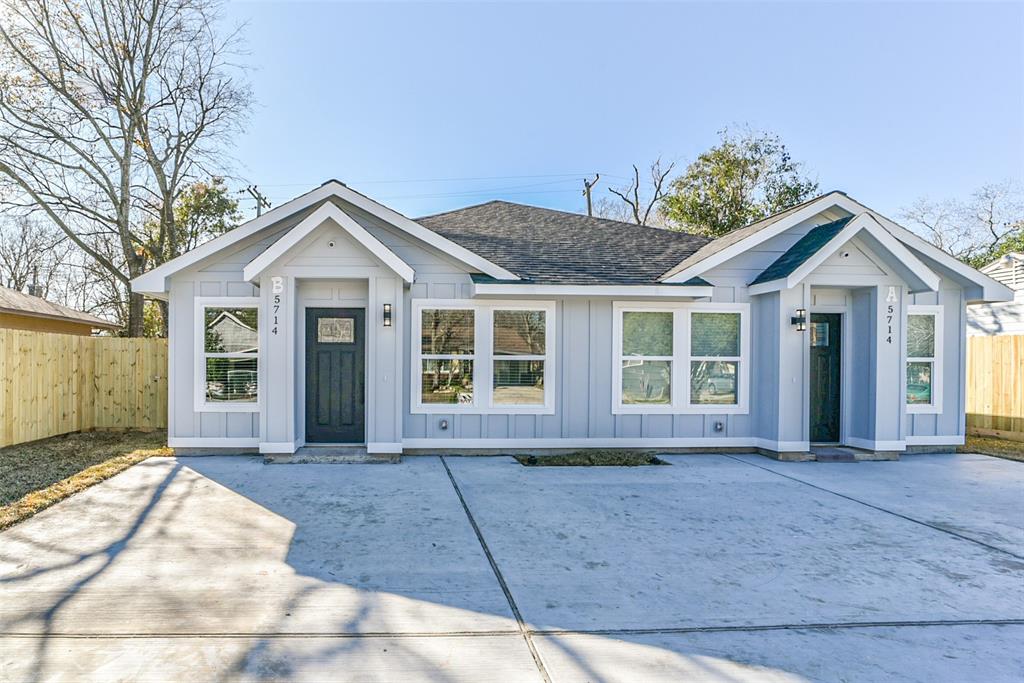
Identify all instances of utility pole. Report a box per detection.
[582,173,600,216]
[243,185,271,217]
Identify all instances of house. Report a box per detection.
[968,253,1024,336]
[0,285,119,335]
[131,181,1013,459]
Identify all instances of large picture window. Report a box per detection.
[412,301,556,413]
[613,302,749,414]
[906,305,943,413]
[195,298,259,412]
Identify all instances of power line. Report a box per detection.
[241,185,271,217]
[258,187,582,203]
[252,172,632,188]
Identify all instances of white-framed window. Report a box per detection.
[194,297,260,412]
[612,301,750,414]
[412,299,556,414]
[906,304,943,413]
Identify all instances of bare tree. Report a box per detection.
[900,181,1023,265]
[0,0,250,336]
[0,215,70,295]
[596,158,676,226]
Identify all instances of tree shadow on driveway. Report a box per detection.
[1,454,1022,682]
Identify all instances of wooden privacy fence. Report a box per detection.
[0,330,167,448]
[967,334,1024,442]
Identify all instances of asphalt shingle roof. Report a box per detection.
[415,201,710,285]
[0,286,118,329]
[750,216,853,285]
[658,190,846,281]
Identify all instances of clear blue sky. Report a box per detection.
[225,1,1024,221]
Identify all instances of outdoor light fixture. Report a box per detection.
[791,308,807,332]
[382,303,392,327]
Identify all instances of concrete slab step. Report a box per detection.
[264,447,400,465]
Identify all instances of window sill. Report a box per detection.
[906,404,941,415]
[613,404,748,415]
[195,401,261,413]
[412,404,555,415]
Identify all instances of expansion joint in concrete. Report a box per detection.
[439,455,553,683]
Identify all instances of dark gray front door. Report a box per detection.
[305,308,365,443]
[809,313,842,443]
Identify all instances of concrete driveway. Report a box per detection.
[0,453,1021,682]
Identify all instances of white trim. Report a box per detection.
[168,437,260,448]
[809,294,853,446]
[869,211,1013,303]
[402,437,758,449]
[659,192,849,283]
[906,304,944,414]
[242,203,415,283]
[906,435,964,446]
[753,438,810,452]
[131,180,517,294]
[194,297,261,413]
[410,299,557,415]
[259,441,301,454]
[846,437,907,451]
[300,301,370,444]
[747,214,941,296]
[659,192,1012,303]
[367,442,403,454]
[611,301,751,415]
[472,283,714,298]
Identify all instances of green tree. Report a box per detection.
[154,177,242,262]
[660,128,819,238]
[143,178,242,336]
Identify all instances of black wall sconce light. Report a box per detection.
[791,308,807,332]
[383,303,392,327]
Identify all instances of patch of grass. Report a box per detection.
[0,430,171,530]
[960,435,1024,463]
[515,450,670,467]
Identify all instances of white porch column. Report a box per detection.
[776,284,811,452]
[259,273,298,453]
[870,284,908,451]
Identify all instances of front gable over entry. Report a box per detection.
[658,191,1013,304]
[243,203,415,283]
[747,213,941,295]
[132,180,518,296]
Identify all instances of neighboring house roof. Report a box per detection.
[750,216,854,285]
[0,286,118,330]
[416,201,710,286]
[980,252,1024,291]
[206,311,258,353]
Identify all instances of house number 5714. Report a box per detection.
[271,276,284,335]
[884,285,897,344]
